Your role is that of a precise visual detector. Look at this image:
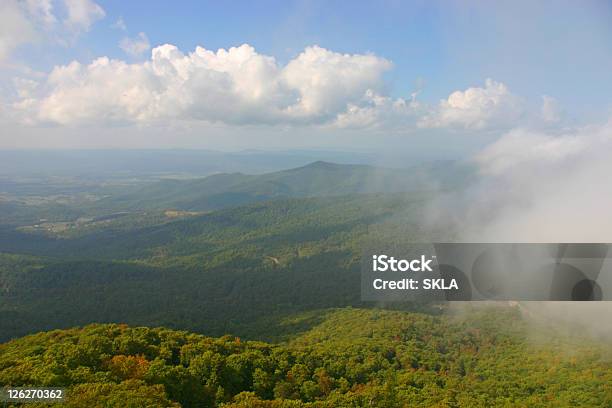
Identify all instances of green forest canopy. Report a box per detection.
[1,307,610,407]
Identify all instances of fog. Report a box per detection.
[428,119,612,339]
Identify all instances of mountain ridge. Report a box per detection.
[92,160,471,213]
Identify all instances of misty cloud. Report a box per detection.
[0,0,46,62]
[0,0,105,62]
[540,95,562,124]
[427,119,612,244]
[62,0,105,32]
[426,119,612,340]
[119,32,150,57]
[472,122,612,242]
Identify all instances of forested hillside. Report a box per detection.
[0,193,442,342]
[1,161,610,408]
[1,308,610,407]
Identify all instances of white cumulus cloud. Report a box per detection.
[11,43,394,126]
[281,46,392,120]
[7,40,551,133]
[419,78,524,130]
[333,90,423,130]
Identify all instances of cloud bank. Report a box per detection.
[8,41,543,132]
[11,44,394,126]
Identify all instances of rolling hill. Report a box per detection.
[0,159,462,343]
[0,193,443,342]
[0,160,611,407]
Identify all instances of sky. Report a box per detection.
[0,0,611,153]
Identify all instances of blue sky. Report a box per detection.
[1,0,611,151]
[18,1,612,108]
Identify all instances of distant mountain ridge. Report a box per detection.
[94,160,472,212]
